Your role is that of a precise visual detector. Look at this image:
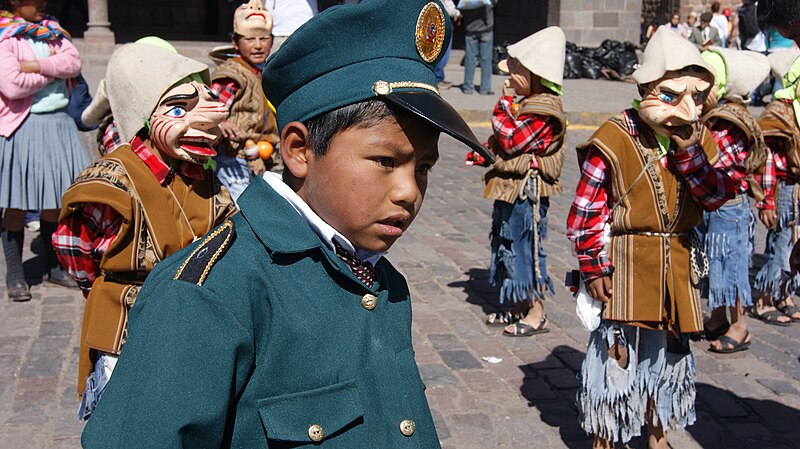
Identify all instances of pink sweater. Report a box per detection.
[0,36,81,137]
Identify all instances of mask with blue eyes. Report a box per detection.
[149,81,229,165]
[637,69,712,139]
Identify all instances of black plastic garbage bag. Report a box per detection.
[618,43,638,77]
[581,56,603,79]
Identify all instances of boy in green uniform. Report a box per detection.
[80,1,493,447]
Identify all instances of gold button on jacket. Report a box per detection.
[361,294,377,311]
[308,424,324,442]
[400,419,415,437]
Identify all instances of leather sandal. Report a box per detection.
[502,316,549,337]
[709,331,750,354]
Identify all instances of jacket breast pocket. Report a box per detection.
[257,379,366,447]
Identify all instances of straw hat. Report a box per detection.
[632,27,714,85]
[497,26,566,86]
[710,47,770,101]
[82,37,180,127]
[105,43,210,143]
[768,48,800,81]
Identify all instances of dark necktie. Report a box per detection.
[333,242,375,288]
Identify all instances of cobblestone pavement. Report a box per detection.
[1,125,799,449]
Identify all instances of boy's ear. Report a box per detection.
[280,122,311,180]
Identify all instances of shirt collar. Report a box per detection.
[622,108,642,136]
[261,172,385,265]
[129,137,206,184]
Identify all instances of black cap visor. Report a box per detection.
[383,91,495,164]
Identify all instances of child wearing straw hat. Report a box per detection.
[470,26,567,337]
[53,43,236,420]
[753,49,800,323]
[566,28,735,448]
[697,47,773,351]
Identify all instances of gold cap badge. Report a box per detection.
[415,2,445,63]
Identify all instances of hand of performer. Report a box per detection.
[670,121,701,152]
[218,120,241,140]
[586,275,612,303]
[759,208,777,230]
[19,60,41,73]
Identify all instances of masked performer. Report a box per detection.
[566,28,735,448]
[697,48,772,352]
[210,0,279,202]
[472,27,566,336]
[753,49,800,324]
[52,43,236,420]
[0,0,91,300]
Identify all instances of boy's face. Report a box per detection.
[301,114,440,253]
[233,35,273,66]
[506,58,532,97]
[638,69,711,137]
[149,81,229,165]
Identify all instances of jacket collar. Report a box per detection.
[237,176,383,291]
[237,175,324,254]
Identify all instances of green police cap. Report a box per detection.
[263,0,494,163]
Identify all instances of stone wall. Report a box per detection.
[559,0,642,46]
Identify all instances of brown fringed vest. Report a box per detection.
[211,57,279,156]
[577,112,719,333]
[703,101,769,199]
[758,100,800,179]
[482,93,567,204]
[59,145,236,396]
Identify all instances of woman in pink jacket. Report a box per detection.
[0,0,89,301]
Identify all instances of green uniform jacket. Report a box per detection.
[82,176,440,449]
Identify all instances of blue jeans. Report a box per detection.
[463,31,493,94]
[435,35,453,83]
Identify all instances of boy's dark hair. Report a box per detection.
[757,0,800,30]
[304,99,404,156]
[711,1,721,13]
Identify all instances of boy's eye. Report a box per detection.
[376,157,394,168]
[657,92,677,104]
[164,106,187,118]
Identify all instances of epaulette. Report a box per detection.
[174,221,235,285]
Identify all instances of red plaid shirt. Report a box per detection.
[491,95,555,167]
[566,110,737,280]
[209,57,261,109]
[760,136,795,210]
[708,121,775,210]
[53,138,205,295]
